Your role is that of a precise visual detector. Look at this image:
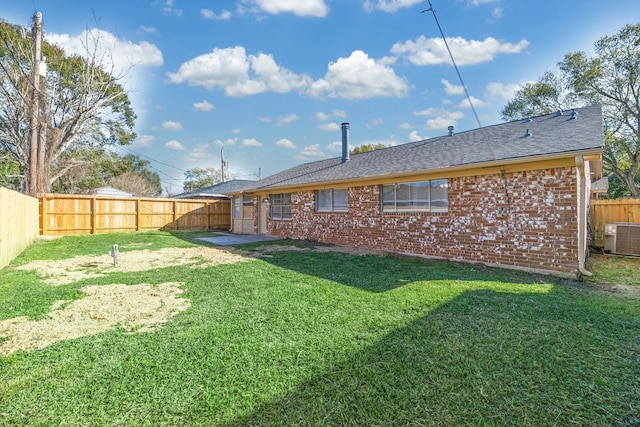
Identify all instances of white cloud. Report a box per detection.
[185,143,212,162]
[327,141,344,153]
[245,0,328,17]
[167,46,310,97]
[414,108,464,130]
[193,100,215,112]
[276,138,296,149]
[319,122,340,132]
[441,79,465,95]
[140,26,157,33]
[367,118,384,129]
[47,29,164,74]
[162,120,183,131]
[213,138,238,148]
[470,0,500,5]
[298,143,325,158]
[492,7,503,19]
[363,0,423,13]
[132,134,155,148]
[457,96,486,109]
[309,50,409,99]
[485,81,521,100]
[165,140,186,150]
[399,122,413,130]
[315,110,347,121]
[201,9,232,20]
[258,117,272,123]
[277,114,298,126]
[409,130,424,141]
[164,0,182,16]
[391,35,529,66]
[243,138,263,147]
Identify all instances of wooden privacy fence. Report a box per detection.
[590,199,640,247]
[1,187,39,269]
[39,194,231,236]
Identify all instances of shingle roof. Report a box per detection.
[172,179,255,199]
[240,105,604,193]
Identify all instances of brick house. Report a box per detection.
[229,105,604,278]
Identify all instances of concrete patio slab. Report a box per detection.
[196,233,282,246]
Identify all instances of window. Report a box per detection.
[316,188,348,212]
[242,195,253,219]
[233,195,254,219]
[270,193,292,220]
[232,196,241,219]
[381,179,448,213]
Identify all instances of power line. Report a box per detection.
[117,144,188,173]
[422,0,482,128]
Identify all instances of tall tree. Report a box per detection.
[0,17,136,195]
[501,23,640,198]
[183,167,223,192]
[51,148,161,196]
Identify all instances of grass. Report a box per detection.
[0,231,639,426]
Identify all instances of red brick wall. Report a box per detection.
[267,167,579,276]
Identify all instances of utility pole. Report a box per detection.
[221,148,228,182]
[28,12,43,196]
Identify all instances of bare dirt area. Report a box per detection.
[1,246,250,356]
[0,282,190,356]
[16,246,249,286]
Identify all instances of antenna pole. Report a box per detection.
[423,1,482,128]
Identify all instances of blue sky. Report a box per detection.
[3,0,639,194]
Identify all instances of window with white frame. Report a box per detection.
[381,179,448,213]
[232,196,241,218]
[242,195,253,219]
[316,188,348,212]
[233,195,254,219]
[270,193,292,220]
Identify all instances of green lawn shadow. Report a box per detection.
[225,287,639,426]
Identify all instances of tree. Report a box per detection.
[108,172,158,197]
[51,148,161,196]
[0,151,20,190]
[183,167,223,192]
[350,143,388,155]
[0,18,136,195]
[501,23,640,198]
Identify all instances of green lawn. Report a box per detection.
[0,232,638,426]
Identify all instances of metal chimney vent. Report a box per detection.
[448,125,454,136]
[341,122,350,163]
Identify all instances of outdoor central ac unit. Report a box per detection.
[604,223,640,256]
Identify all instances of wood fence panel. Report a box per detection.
[590,199,640,247]
[39,194,231,236]
[0,188,39,269]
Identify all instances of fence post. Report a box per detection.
[136,198,141,232]
[40,195,47,235]
[90,197,96,234]
[173,200,178,230]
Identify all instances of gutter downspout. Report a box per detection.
[575,156,592,277]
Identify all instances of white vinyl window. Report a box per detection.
[381,180,448,213]
[270,193,292,220]
[316,188,348,212]
[233,195,254,219]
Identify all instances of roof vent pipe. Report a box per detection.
[570,109,578,119]
[448,125,454,136]
[341,122,350,163]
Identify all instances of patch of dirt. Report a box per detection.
[0,282,190,356]
[17,247,249,286]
